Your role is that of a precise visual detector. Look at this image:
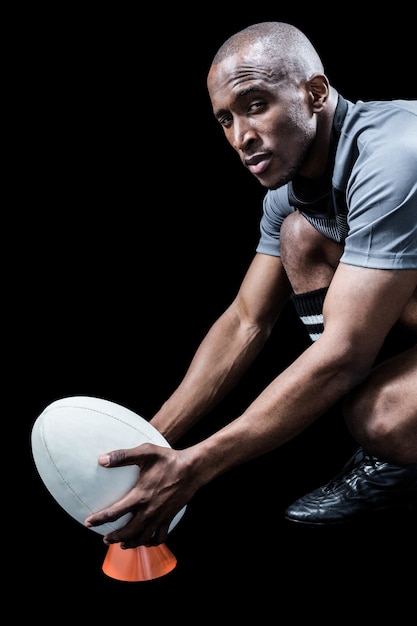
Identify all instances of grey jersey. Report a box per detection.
[256,98,417,270]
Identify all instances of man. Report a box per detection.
[85,22,416,547]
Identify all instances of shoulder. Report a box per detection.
[342,99,417,146]
[334,99,417,188]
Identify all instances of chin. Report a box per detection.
[255,168,293,190]
[259,177,287,190]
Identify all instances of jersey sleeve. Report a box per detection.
[256,186,295,257]
[340,101,417,270]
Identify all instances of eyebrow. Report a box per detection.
[213,85,268,119]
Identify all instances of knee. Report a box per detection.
[344,383,409,462]
[280,212,324,263]
[344,384,390,440]
[280,212,343,292]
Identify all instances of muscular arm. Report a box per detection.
[85,263,416,547]
[188,264,417,487]
[151,252,292,443]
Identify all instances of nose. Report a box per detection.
[232,118,257,151]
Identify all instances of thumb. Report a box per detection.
[98,453,112,466]
[97,448,132,467]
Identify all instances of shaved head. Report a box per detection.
[211,21,324,82]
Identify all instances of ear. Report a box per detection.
[307,73,330,112]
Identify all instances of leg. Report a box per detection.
[281,214,417,525]
[280,212,343,342]
[344,346,417,465]
[280,210,342,293]
[284,347,417,526]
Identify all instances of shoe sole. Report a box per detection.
[284,504,416,528]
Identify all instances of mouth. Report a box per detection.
[244,153,273,176]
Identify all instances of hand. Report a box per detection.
[84,442,197,549]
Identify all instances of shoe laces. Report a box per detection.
[323,452,379,493]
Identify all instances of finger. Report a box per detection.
[84,490,139,528]
[97,442,156,468]
[147,525,169,547]
[97,512,171,549]
[97,448,134,468]
[103,517,156,549]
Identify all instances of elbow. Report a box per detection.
[317,333,380,394]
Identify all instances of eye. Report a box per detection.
[248,100,265,114]
[218,114,233,129]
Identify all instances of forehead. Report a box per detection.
[207,49,277,108]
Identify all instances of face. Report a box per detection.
[207,50,319,189]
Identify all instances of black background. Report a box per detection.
[18,7,415,620]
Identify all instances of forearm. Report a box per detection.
[186,338,368,488]
[151,305,273,444]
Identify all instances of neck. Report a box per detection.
[299,87,339,180]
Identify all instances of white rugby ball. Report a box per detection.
[31,396,186,535]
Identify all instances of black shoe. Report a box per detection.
[285,448,417,526]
